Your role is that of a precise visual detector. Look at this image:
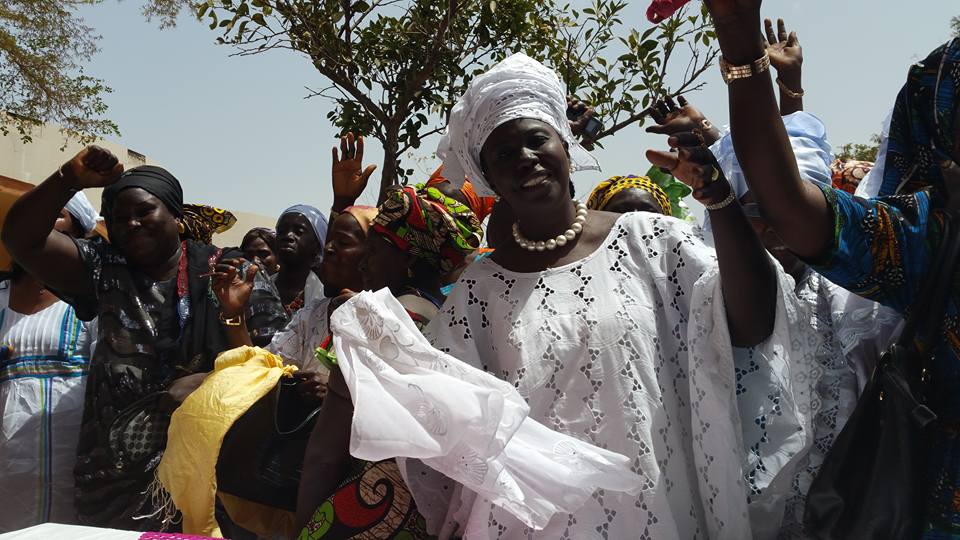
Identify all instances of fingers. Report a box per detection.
[244,264,258,284]
[777,18,787,43]
[356,135,364,162]
[339,133,349,161]
[332,146,339,164]
[645,149,681,171]
[764,18,776,45]
[787,31,799,47]
[664,96,678,112]
[655,101,671,119]
[678,95,689,108]
[361,164,377,182]
[667,132,703,148]
[81,145,121,175]
[648,105,667,126]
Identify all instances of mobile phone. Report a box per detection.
[567,103,603,140]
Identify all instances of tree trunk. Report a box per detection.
[377,128,401,205]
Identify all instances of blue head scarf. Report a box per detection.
[878,38,960,197]
[277,205,328,260]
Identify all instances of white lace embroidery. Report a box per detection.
[409,213,822,539]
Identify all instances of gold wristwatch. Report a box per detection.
[719,53,771,84]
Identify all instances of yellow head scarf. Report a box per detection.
[585,175,673,216]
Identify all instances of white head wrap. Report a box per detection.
[64,191,100,234]
[437,53,600,197]
[703,111,834,232]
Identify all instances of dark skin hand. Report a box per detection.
[331,132,376,212]
[646,96,722,146]
[765,18,804,115]
[647,131,776,346]
[700,0,834,260]
[2,145,124,297]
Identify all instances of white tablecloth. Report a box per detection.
[0,523,140,539]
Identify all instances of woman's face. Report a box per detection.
[480,118,571,211]
[603,188,666,215]
[359,230,410,293]
[109,187,181,268]
[276,213,320,266]
[319,213,368,296]
[243,236,279,275]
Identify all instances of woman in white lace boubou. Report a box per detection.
[403,52,826,539]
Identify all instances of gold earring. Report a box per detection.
[177,221,186,234]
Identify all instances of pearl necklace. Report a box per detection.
[512,201,589,252]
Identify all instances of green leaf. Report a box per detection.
[251,12,266,25]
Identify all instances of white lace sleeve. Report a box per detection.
[330,289,644,533]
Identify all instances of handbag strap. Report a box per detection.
[897,209,960,359]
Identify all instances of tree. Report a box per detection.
[187,0,716,200]
[835,134,881,163]
[951,15,959,37]
[0,0,119,143]
[538,1,717,145]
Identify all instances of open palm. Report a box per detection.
[332,132,377,201]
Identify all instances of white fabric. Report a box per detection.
[854,108,894,199]
[331,288,644,532]
[0,284,92,533]
[63,191,99,234]
[267,296,330,373]
[386,212,820,539]
[705,112,834,232]
[734,270,902,539]
[437,53,600,197]
[0,523,138,539]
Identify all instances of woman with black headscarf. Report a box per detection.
[1,145,287,532]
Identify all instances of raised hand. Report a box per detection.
[332,133,376,209]
[61,145,124,190]
[210,258,257,318]
[702,0,762,21]
[645,132,732,207]
[646,96,721,147]
[765,18,802,75]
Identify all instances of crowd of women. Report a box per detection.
[1,0,958,538]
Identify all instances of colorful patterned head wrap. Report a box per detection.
[585,175,673,216]
[879,38,960,197]
[420,166,497,222]
[373,186,483,274]
[831,159,874,195]
[181,204,237,244]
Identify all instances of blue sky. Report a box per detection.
[77,1,959,217]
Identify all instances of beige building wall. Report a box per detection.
[0,116,275,248]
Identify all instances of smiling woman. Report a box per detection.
[314,52,828,539]
[0,147,287,532]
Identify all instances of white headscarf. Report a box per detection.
[64,191,100,234]
[437,53,600,197]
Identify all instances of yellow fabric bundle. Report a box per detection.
[157,346,297,537]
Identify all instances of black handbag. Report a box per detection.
[803,210,960,539]
[216,377,323,512]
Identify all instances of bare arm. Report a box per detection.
[765,18,804,116]
[705,0,832,259]
[2,146,123,296]
[295,368,353,531]
[647,143,775,346]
